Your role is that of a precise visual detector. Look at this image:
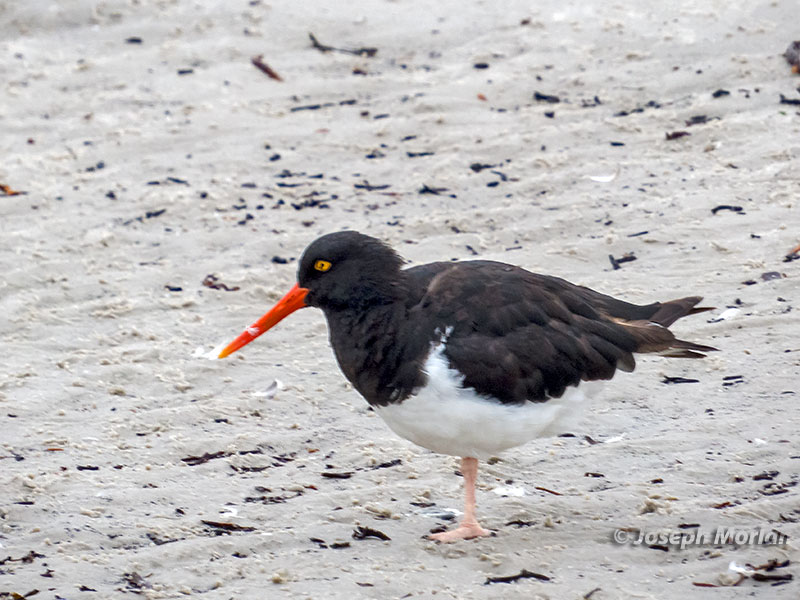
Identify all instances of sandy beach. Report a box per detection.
[2,0,799,597]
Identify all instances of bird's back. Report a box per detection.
[403,260,714,404]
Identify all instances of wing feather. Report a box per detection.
[411,261,713,404]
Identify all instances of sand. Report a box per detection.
[2,0,799,598]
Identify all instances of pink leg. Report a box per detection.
[429,457,491,542]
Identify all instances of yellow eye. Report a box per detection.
[314,260,332,272]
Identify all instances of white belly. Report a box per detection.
[374,346,596,459]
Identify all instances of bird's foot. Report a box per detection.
[429,522,490,543]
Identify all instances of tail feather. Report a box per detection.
[670,338,718,354]
[650,296,715,327]
[613,294,718,358]
[658,341,717,359]
[586,290,717,360]
[623,324,718,358]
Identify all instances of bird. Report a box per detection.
[218,231,716,542]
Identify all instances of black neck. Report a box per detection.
[323,301,432,406]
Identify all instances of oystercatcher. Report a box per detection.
[219,231,715,542]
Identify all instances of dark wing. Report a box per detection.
[412,261,714,404]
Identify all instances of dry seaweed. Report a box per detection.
[352,525,391,541]
[711,205,743,215]
[666,131,690,140]
[202,274,240,292]
[609,252,637,270]
[181,451,229,465]
[785,41,800,73]
[201,520,256,533]
[484,569,551,585]
[533,91,560,103]
[662,376,700,384]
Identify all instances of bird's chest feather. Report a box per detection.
[324,305,432,406]
[374,343,594,458]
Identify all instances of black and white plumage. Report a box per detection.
[219,231,716,541]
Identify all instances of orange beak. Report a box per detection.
[218,283,309,359]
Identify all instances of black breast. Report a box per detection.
[322,262,449,406]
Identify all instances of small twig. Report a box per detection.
[0,183,25,196]
[608,252,637,270]
[309,32,335,53]
[534,486,562,496]
[321,471,353,479]
[711,204,744,215]
[308,32,377,57]
[354,180,391,191]
[752,572,793,582]
[251,55,283,81]
[419,184,448,195]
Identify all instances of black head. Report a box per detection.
[297,231,406,310]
